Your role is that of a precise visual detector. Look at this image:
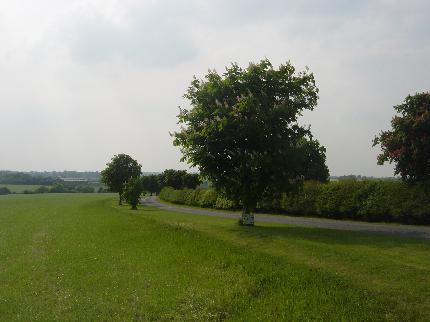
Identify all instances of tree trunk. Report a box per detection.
[239,206,254,226]
[131,205,137,210]
[118,193,122,205]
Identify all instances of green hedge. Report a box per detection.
[159,181,430,225]
[159,187,238,210]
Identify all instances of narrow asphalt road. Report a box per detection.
[141,196,430,240]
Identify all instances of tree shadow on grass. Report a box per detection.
[226,224,430,248]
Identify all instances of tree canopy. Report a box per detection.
[301,138,330,182]
[101,154,142,205]
[159,169,201,190]
[173,59,327,225]
[373,92,430,185]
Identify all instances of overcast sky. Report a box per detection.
[0,0,429,176]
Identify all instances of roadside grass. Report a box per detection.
[0,194,429,320]
[0,184,47,193]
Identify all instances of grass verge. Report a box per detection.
[0,194,429,320]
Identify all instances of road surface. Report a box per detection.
[141,196,430,240]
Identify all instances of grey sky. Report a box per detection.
[0,0,429,175]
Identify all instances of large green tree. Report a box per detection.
[101,154,142,205]
[373,92,430,184]
[173,59,326,225]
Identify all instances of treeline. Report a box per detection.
[0,170,103,185]
[27,171,101,181]
[332,175,399,181]
[0,168,200,196]
[0,171,55,185]
[141,169,201,195]
[31,184,98,194]
[159,180,430,225]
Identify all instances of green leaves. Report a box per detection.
[123,177,143,210]
[374,92,430,184]
[100,154,142,204]
[173,59,327,212]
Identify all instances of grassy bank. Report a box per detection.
[0,194,429,320]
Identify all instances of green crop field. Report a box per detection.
[0,194,429,320]
[0,184,47,193]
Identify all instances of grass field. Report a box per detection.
[0,184,47,193]
[0,194,429,320]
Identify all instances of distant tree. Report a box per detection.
[373,92,430,185]
[101,154,142,205]
[141,175,161,196]
[182,173,201,189]
[122,177,143,210]
[0,171,55,185]
[173,59,325,225]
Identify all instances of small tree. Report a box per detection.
[123,177,143,210]
[101,154,142,205]
[373,92,430,185]
[173,59,325,225]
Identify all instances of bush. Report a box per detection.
[75,186,95,193]
[277,181,321,215]
[159,187,186,205]
[359,181,430,224]
[214,196,237,209]
[159,181,430,225]
[0,187,11,195]
[35,186,50,193]
[314,180,376,219]
[160,187,222,208]
[122,177,143,210]
[196,189,218,208]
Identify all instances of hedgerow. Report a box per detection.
[159,181,430,225]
